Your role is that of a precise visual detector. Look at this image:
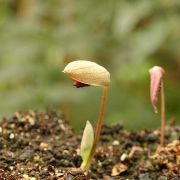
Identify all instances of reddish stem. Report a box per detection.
[84,87,108,170]
[160,80,165,147]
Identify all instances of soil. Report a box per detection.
[0,110,179,180]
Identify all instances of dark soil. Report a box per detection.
[0,110,179,180]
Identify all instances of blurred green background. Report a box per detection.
[0,0,179,131]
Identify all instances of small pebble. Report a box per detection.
[33,155,41,162]
[9,166,14,170]
[9,133,15,139]
[10,124,15,129]
[63,150,69,154]
[112,140,120,146]
[56,172,64,177]
[120,153,128,161]
[23,174,36,180]
[23,174,29,179]
[39,142,49,151]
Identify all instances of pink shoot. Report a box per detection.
[149,66,165,146]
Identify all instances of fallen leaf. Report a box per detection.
[111,163,127,176]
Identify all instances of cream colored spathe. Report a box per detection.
[63,60,110,87]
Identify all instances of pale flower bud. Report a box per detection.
[63,60,110,87]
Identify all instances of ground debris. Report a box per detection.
[111,163,128,176]
[0,110,179,179]
[150,140,180,175]
[128,146,144,159]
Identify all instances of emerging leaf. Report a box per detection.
[149,66,165,113]
[80,120,94,170]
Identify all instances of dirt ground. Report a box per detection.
[0,110,179,180]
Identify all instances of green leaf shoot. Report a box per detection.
[80,120,94,170]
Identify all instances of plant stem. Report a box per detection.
[84,87,108,170]
[160,80,165,147]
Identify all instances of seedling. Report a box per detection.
[149,66,165,147]
[63,60,110,171]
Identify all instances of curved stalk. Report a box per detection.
[84,87,109,170]
[160,80,165,147]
